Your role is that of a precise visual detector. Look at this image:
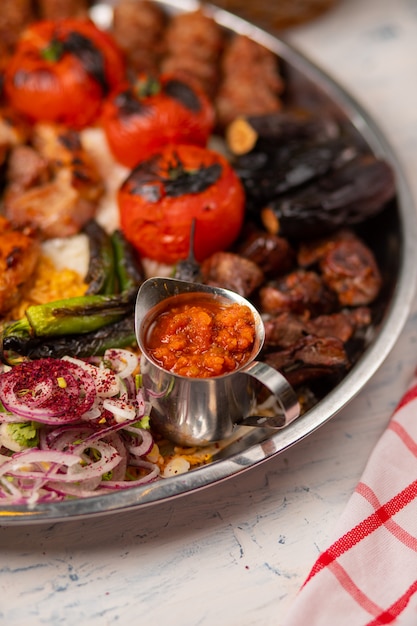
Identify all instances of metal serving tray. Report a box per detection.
[1,0,416,524]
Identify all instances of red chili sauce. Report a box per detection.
[144,294,257,378]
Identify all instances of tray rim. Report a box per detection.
[1,0,416,524]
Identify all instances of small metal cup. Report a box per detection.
[135,277,300,446]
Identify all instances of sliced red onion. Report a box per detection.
[63,356,120,398]
[102,398,136,422]
[45,425,96,451]
[0,359,96,423]
[81,401,102,421]
[0,448,81,479]
[105,432,127,481]
[0,350,194,504]
[51,475,103,497]
[104,349,139,379]
[101,460,160,489]
[136,388,146,417]
[0,412,29,424]
[123,426,154,457]
[0,475,23,499]
[66,440,121,482]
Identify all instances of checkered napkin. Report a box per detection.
[283,376,417,626]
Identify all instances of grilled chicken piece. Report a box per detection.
[4,123,104,239]
[5,144,49,192]
[0,216,40,316]
[0,106,30,168]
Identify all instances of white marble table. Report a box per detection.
[2,0,417,624]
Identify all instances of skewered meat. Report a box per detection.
[112,0,167,72]
[4,123,104,239]
[201,251,264,298]
[161,9,224,97]
[0,215,40,315]
[36,0,90,19]
[216,34,284,128]
[0,0,34,53]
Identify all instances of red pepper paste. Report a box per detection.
[144,295,256,378]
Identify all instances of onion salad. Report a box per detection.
[0,349,163,505]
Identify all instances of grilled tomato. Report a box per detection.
[4,18,126,129]
[118,144,246,265]
[101,73,215,168]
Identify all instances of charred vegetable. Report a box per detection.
[226,111,338,155]
[3,313,137,360]
[84,219,116,295]
[101,72,215,168]
[111,228,145,292]
[3,290,135,339]
[4,18,125,129]
[0,290,138,364]
[118,143,245,264]
[233,136,356,212]
[261,155,396,239]
[84,221,145,294]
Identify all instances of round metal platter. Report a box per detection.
[1,0,416,524]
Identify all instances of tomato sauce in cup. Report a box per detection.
[143,293,256,378]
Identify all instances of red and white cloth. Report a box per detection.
[283,376,417,626]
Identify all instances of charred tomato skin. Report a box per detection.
[118,144,246,265]
[4,18,126,129]
[101,73,215,168]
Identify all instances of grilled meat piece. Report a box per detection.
[236,228,295,277]
[264,307,372,349]
[263,335,349,387]
[0,106,30,171]
[0,215,40,315]
[259,269,336,316]
[298,229,382,306]
[161,8,224,97]
[4,123,104,239]
[0,0,34,53]
[216,34,284,128]
[6,145,49,192]
[201,251,264,298]
[112,0,167,72]
[37,0,90,19]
